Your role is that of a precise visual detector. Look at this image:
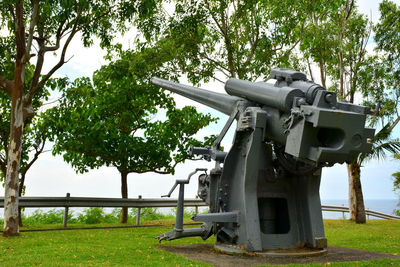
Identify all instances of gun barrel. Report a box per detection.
[225,78,304,112]
[151,77,243,115]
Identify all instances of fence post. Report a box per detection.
[195,205,198,214]
[136,195,142,226]
[63,193,70,228]
[342,204,345,220]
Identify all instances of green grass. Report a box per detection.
[0,225,213,266]
[324,219,400,254]
[0,220,399,266]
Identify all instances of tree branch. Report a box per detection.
[204,0,225,35]
[44,17,67,52]
[199,52,230,75]
[15,0,27,66]
[244,7,260,68]
[8,4,16,23]
[20,133,46,188]
[23,0,39,64]
[26,11,81,103]
[389,116,400,133]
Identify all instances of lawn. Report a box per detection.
[0,220,399,266]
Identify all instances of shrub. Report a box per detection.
[23,209,65,225]
[77,208,105,224]
[130,207,172,222]
[103,208,121,223]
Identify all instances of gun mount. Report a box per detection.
[152,68,374,254]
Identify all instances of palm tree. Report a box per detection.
[348,123,400,223]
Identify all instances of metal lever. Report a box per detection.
[161,168,208,198]
[156,168,209,242]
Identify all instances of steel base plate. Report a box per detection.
[215,244,327,258]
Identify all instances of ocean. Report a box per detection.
[321,199,399,219]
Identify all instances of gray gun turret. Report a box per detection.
[152,69,374,255]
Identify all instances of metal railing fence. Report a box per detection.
[0,195,398,227]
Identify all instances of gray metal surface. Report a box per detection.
[151,68,376,253]
[225,78,304,112]
[151,77,243,115]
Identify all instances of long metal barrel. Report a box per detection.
[225,78,304,112]
[151,77,242,115]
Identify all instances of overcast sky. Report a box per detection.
[1,0,399,205]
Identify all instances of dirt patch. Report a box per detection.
[158,244,400,266]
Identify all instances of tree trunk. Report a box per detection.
[17,172,26,227]
[319,61,326,88]
[120,172,129,223]
[3,88,24,236]
[347,161,366,224]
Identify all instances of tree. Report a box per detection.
[46,47,216,223]
[1,106,50,227]
[374,0,400,130]
[0,35,67,227]
[300,0,374,223]
[149,0,322,84]
[371,0,400,218]
[299,0,344,86]
[0,0,159,236]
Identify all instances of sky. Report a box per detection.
[1,0,399,207]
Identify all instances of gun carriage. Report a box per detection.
[151,68,374,254]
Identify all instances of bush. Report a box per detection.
[23,209,66,225]
[76,208,123,224]
[77,208,105,224]
[170,207,196,219]
[14,207,189,226]
[130,207,173,222]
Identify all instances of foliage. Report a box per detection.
[375,0,400,76]
[130,208,174,222]
[0,41,62,186]
[372,1,400,197]
[394,154,400,192]
[358,124,400,165]
[0,0,164,234]
[76,208,106,224]
[144,0,328,84]
[299,0,345,85]
[47,46,216,176]
[369,0,400,131]
[300,0,399,224]
[14,207,176,225]
[21,209,70,225]
[395,209,400,217]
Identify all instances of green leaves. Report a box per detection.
[47,46,216,175]
[151,0,313,83]
[358,123,400,165]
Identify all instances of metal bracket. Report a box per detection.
[192,211,239,223]
[213,107,239,150]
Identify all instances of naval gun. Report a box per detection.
[151,68,374,254]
